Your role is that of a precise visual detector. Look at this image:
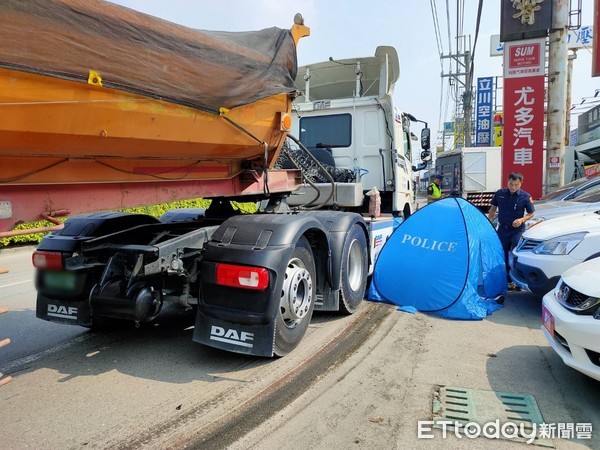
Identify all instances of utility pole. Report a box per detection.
[545,0,569,192]
[463,50,473,147]
[565,49,578,147]
[441,36,473,148]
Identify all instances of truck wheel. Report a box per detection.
[339,224,368,314]
[274,236,316,357]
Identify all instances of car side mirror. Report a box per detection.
[420,150,432,161]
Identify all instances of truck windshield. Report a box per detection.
[299,114,351,149]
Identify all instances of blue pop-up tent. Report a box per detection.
[368,197,506,319]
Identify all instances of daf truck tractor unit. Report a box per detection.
[0,4,430,357]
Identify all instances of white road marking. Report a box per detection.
[0,333,91,372]
[0,279,33,289]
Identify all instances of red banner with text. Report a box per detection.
[503,38,546,199]
[585,163,600,178]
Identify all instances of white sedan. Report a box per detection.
[511,211,600,296]
[542,257,600,382]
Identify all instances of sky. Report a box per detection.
[108,0,599,152]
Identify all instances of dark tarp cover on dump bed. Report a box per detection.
[0,0,298,113]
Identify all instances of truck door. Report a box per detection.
[392,128,413,214]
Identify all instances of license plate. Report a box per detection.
[44,271,76,291]
[542,305,554,337]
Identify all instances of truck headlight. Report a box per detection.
[533,232,588,255]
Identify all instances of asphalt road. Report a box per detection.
[233,290,600,450]
[0,245,384,449]
[0,246,88,366]
[1,243,599,449]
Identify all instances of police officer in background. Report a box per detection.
[427,174,444,203]
[488,172,535,290]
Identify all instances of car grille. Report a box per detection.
[565,289,588,307]
[556,281,600,313]
[585,349,600,367]
[516,238,542,252]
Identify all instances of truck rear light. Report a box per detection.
[280,112,292,131]
[215,263,269,291]
[32,251,64,270]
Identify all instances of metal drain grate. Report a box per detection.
[432,386,554,447]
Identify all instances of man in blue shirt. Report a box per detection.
[488,172,535,290]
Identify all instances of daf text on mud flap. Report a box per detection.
[210,326,254,348]
[47,304,78,320]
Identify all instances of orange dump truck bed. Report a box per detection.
[0,0,307,232]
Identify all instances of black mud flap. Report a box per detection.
[36,294,92,327]
[193,309,276,357]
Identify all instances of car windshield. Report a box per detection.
[539,177,593,201]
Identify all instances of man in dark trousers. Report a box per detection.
[488,172,535,290]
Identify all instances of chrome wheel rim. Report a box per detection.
[280,257,313,328]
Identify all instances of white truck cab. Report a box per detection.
[289,46,430,218]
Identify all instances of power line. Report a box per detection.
[470,0,484,71]
[456,0,464,49]
[445,0,453,54]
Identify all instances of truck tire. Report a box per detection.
[339,224,368,314]
[273,236,316,357]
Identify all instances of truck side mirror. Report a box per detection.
[420,150,432,161]
[421,128,431,150]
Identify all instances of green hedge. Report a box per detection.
[0,199,258,248]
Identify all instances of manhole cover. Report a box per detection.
[432,386,554,447]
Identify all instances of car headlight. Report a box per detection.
[533,231,588,255]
